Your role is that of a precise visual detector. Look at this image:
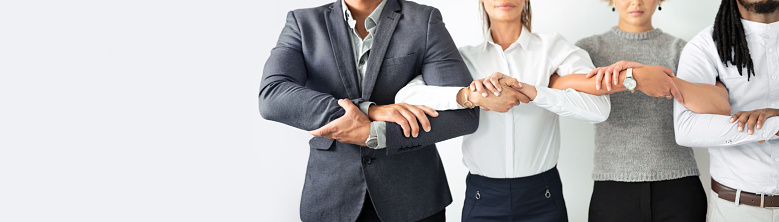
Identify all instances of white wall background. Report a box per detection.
[0,0,720,221]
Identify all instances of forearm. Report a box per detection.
[550,73,626,95]
[672,78,731,115]
[531,85,611,123]
[394,77,464,110]
[384,108,479,154]
[260,81,361,131]
[674,105,779,147]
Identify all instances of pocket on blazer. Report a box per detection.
[309,137,335,150]
[381,53,416,67]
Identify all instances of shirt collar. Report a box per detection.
[342,0,387,31]
[486,26,531,50]
[741,19,779,39]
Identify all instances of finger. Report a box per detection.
[586,68,598,78]
[501,78,522,91]
[473,80,488,97]
[470,81,476,92]
[757,112,769,130]
[759,140,766,144]
[513,91,531,103]
[746,111,760,134]
[595,68,605,90]
[669,80,684,105]
[408,105,431,134]
[737,112,750,132]
[414,105,439,118]
[612,69,620,86]
[397,106,420,137]
[482,78,500,96]
[489,73,503,92]
[482,107,490,111]
[604,69,612,91]
[730,112,741,123]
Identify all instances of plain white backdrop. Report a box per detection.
[0,0,720,221]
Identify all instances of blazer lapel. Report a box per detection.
[325,1,360,99]
[361,0,401,101]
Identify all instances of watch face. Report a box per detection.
[623,78,637,90]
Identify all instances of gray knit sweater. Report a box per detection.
[575,27,699,182]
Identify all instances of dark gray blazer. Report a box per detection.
[259,0,478,221]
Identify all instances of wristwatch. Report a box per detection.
[623,68,637,93]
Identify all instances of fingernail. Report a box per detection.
[482,93,488,97]
[738,126,743,132]
[757,125,762,129]
[494,92,499,96]
[748,129,753,135]
[413,132,418,137]
[434,111,439,116]
[596,85,601,90]
[497,87,502,92]
[425,126,431,132]
[470,86,475,91]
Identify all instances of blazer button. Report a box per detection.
[362,156,372,164]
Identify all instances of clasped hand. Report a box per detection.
[310,99,438,146]
[587,61,685,104]
[467,72,532,112]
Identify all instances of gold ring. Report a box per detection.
[665,95,673,99]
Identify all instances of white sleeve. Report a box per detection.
[530,33,609,123]
[394,75,464,111]
[531,86,610,123]
[673,33,779,147]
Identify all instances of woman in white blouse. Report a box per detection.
[395,0,611,220]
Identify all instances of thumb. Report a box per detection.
[662,67,675,77]
[310,123,333,137]
[670,81,684,105]
[338,99,357,112]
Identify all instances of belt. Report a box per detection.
[711,179,779,208]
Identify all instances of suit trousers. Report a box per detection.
[707,190,779,222]
[588,176,707,222]
[461,167,568,222]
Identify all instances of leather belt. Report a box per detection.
[712,179,779,208]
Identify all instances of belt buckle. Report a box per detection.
[759,193,779,208]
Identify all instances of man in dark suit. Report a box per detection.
[259,0,478,221]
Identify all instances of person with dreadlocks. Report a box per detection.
[673,0,779,220]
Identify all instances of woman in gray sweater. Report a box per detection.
[476,0,731,221]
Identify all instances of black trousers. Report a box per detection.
[356,193,445,222]
[588,176,707,222]
[462,167,568,222]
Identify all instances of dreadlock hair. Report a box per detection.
[713,0,756,80]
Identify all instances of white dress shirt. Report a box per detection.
[395,28,611,178]
[674,20,779,194]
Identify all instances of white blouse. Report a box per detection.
[395,27,610,178]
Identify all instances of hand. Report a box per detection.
[310,99,371,145]
[469,84,531,113]
[587,61,648,91]
[470,72,523,97]
[632,66,685,104]
[730,108,779,135]
[368,103,439,138]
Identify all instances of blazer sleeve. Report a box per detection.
[259,11,362,131]
[383,8,479,154]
